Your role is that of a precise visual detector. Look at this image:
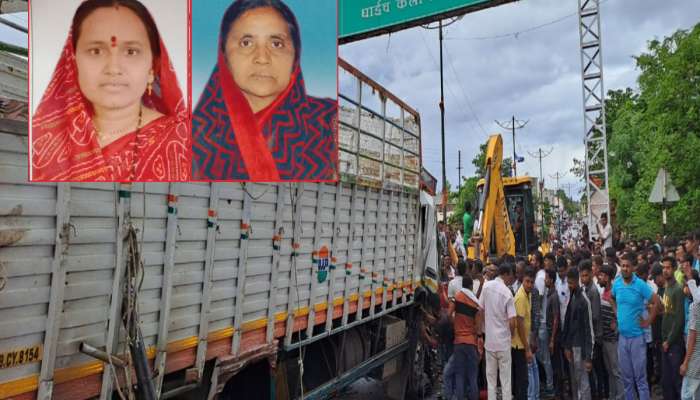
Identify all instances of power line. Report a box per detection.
[443,43,487,135]
[444,0,611,42]
[418,29,484,139]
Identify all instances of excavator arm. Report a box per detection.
[469,135,516,262]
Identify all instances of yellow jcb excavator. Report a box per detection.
[468,134,540,261]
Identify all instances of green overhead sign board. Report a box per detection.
[339,0,517,43]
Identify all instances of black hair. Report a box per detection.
[692,269,700,282]
[462,273,473,290]
[533,251,543,264]
[567,267,580,282]
[556,256,568,270]
[650,263,663,279]
[601,212,608,219]
[501,254,516,264]
[464,201,471,213]
[661,255,677,268]
[684,254,695,264]
[600,265,616,280]
[498,263,514,277]
[620,252,637,266]
[544,253,556,263]
[523,266,536,280]
[472,259,484,274]
[636,262,649,277]
[592,255,604,266]
[72,0,161,68]
[545,269,557,282]
[605,247,617,260]
[578,260,592,273]
[220,0,302,63]
[457,259,467,276]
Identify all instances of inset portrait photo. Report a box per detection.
[191,0,338,182]
[29,0,190,182]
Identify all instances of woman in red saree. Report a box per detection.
[31,0,189,182]
[191,0,337,181]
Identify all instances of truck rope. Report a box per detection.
[288,182,307,399]
[241,182,271,201]
[104,187,153,400]
[0,261,6,291]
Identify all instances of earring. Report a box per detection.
[147,70,154,96]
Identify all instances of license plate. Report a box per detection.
[0,345,42,369]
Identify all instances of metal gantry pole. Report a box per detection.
[439,20,447,222]
[578,0,611,230]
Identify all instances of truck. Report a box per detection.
[0,53,440,400]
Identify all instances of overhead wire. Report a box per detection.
[442,43,488,136]
[444,0,611,41]
[416,28,485,139]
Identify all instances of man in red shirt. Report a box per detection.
[443,274,483,400]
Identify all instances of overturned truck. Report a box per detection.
[0,55,439,400]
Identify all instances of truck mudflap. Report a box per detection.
[207,342,277,399]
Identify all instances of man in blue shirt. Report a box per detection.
[611,252,661,400]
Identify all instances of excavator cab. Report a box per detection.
[468,135,539,261]
[503,177,538,256]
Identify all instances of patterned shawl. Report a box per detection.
[192,50,337,181]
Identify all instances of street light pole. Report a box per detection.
[511,116,516,175]
[528,147,553,242]
[439,20,447,223]
[496,117,529,176]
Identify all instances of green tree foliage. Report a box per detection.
[448,176,479,226]
[556,189,579,217]
[471,143,514,178]
[606,24,700,237]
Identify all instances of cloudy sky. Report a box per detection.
[339,0,700,198]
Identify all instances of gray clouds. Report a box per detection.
[339,0,700,197]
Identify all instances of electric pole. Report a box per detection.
[439,19,447,223]
[457,150,462,192]
[550,171,567,239]
[527,147,553,241]
[496,116,528,176]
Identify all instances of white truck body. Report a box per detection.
[0,55,436,400]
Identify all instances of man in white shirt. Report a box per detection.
[479,263,517,400]
[448,260,467,300]
[532,252,545,295]
[596,212,613,250]
[555,257,571,328]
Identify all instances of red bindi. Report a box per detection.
[111,36,117,47]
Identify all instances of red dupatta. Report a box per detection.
[214,51,296,181]
[31,28,189,182]
[192,49,337,181]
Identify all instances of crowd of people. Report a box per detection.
[433,215,700,400]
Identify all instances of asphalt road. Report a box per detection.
[332,376,664,400]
